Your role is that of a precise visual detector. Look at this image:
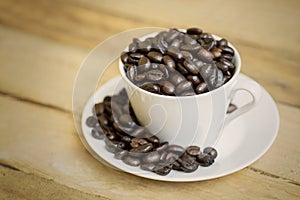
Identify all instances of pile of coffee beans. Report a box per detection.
[86,89,236,176]
[121,27,236,96]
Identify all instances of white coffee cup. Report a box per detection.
[119,32,262,147]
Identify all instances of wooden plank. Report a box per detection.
[0,165,107,200]
[0,95,299,200]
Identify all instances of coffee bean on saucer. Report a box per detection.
[123,156,141,167]
[114,150,128,160]
[186,146,201,156]
[140,163,157,172]
[142,151,161,163]
[86,116,98,127]
[197,153,215,167]
[91,127,105,140]
[153,163,172,176]
[167,145,185,155]
[203,147,218,159]
[94,102,105,116]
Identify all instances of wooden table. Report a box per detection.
[0,0,299,199]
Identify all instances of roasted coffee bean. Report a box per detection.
[121,52,129,64]
[197,48,214,63]
[153,163,172,176]
[195,82,208,94]
[170,38,181,48]
[167,46,183,60]
[227,103,237,114]
[197,153,214,167]
[203,39,216,51]
[134,73,146,82]
[181,51,193,60]
[146,69,165,81]
[143,151,161,163]
[220,46,234,56]
[175,81,193,95]
[220,58,235,70]
[200,33,213,39]
[105,139,120,153]
[180,160,199,173]
[130,52,144,59]
[183,34,197,45]
[183,60,199,74]
[121,135,132,143]
[147,51,163,62]
[127,65,138,81]
[119,114,135,127]
[176,63,189,75]
[106,131,119,141]
[220,54,233,61]
[160,80,175,95]
[117,141,127,150]
[123,156,141,167]
[155,141,169,152]
[203,147,218,159]
[167,145,185,155]
[158,64,170,78]
[165,152,179,163]
[172,161,182,170]
[130,143,153,153]
[186,146,201,156]
[187,27,203,35]
[138,56,151,70]
[146,135,160,145]
[217,38,228,47]
[181,152,197,162]
[140,163,157,172]
[181,44,201,52]
[94,102,105,116]
[163,55,176,70]
[216,62,229,72]
[130,137,148,148]
[170,73,186,86]
[187,75,201,86]
[86,116,98,127]
[159,151,168,162]
[166,29,180,43]
[128,42,138,52]
[140,82,160,93]
[211,47,222,58]
[98,114,109,128]
[139,40,152,52]
[114,150,128,160]
[91,127,105,140]
[194,58,204,68]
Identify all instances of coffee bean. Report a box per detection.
[105,139,119,153]
[160,80,175,95]
[165,152,180,163]
[146,135,160,145]
[186,146,201,156]
[216,62,229,72]
[187,27,203,35]
[227,103,237,114]
[211,47,222,58]
[166,29,180,43]
[220,58,235,70]
[220,54,233,61]
[143,151,161,163]
[119,114,135,127]
[123,156,141,167]
[140,82,160,93]
[175,81,193,95]
[163,55,176,70]
[169,73,186,86]
[203,147,218,159]
[139,40,152,52]
[181,51,193,60]
[121,52,129,64]
[183,60,199,74]
[153,163,172,176]
[181,44,201,52]
[187,75,201,86]
[91,127,105,140]
[180,160,199,172]
[130,143,153,153]
[134,73,146,82]
[170,38,181,48]
[147,51,163,62]
[155,141,169,152]
[158,64,170,79]
[114,150,128,160]
[183,34,197,45]
[167,145,185,155]
[121,135,132,143]
[127,65,138,82]
[217,38,228,47]
[146,69,165,81]
[130,137,148,148]
[98,114,109,128]
[128,42,138,52]
[86,116,98,127]
[140,163,157,172]
[197,48,214,63]
[93,102,105,116]
[197,153,214,167]
[172,161,182,170]
[203,39,216,51]
[167,46,183,60]
[195,82,208,94]
[200,33,213,39]
[106,131,119,141]
[176,63,189,75]
[220,46,234,56]
[138,56,151,70]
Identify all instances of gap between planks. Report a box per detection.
[0,89,299,187]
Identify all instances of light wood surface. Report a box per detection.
[0,0,299,199]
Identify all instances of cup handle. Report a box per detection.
[224,76,262,127]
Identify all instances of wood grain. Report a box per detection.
[0,95,299,199]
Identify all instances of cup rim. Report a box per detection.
[119,31,241,99]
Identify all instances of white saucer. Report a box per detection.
[81,74,279,182]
